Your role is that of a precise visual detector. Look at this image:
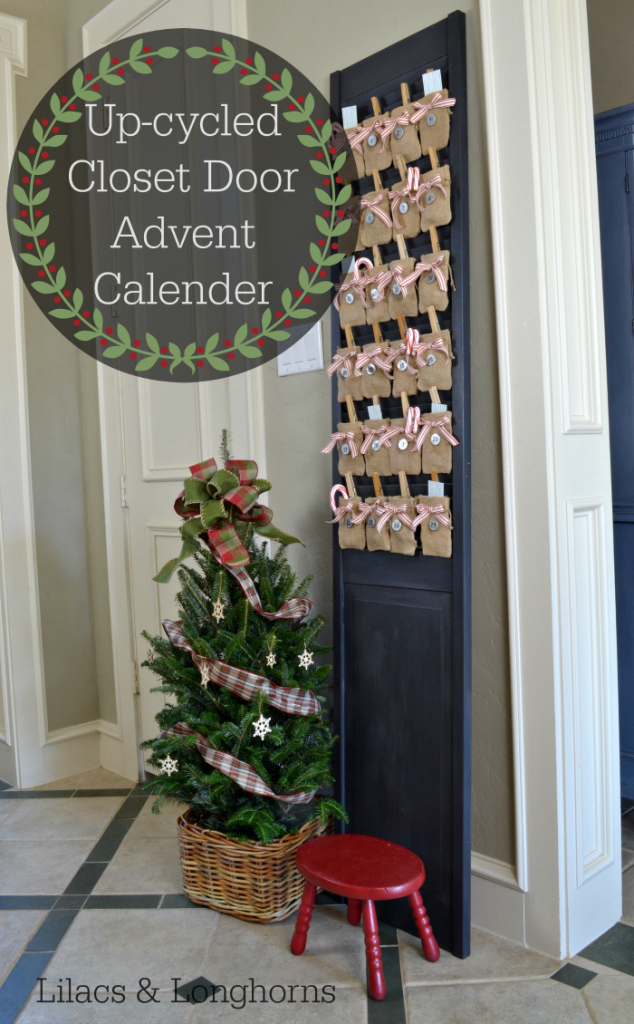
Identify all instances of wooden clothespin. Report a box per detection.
[345,472,357,497]
[343,326,358,423]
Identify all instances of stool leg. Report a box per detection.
[362,900,386,1001]
[347,898,362,926]
[291,882,317,956]
[408,889,440,962]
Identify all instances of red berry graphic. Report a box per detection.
[35,210,41,217]
[86,73,93,81]
[227,352,235,359]
[93,83,100,90]
[160,346,168,354]
[144,46,151,53]
[335,176,342,183]
[246,58,253,65]
[133,340,140,347]
[320,270,327,277]
[42,119,49,126]
[197,360,204,367]
[69,104,76,111]
[39,239,46,245]
[257,339,264,346]
[106,327,113,335]
[61,95,68,102]
[73,319,80,325]
[42,151,48,158]
[38,270,45,277]
[251,327,258,334]
[49,264,56,271]
[297,95,304,102]
[240,69,247,75]
[20,210,26,217]
[35,178,41,185]
[161,359,168,367]
[318,239,325,247]
[129,353,136,360]
[118,69,124,76]
[28,147,35,154]
[288,103,296,111]
[196,346,204,353]
[316,151,323,158]
[294,289,301,297]
[330,146,336,155]
[265,84,272,91]
[112,59,119,65]
[21,176,28,183]
[305,126,312,133]
[284,319,291,326]
[101,339,107,346]
[273,73,279,80]
[54,297,61,303]
[332,242,339,250]
[316,119,323,126]
[145,58,153,65]
[83,310,89,316]
[323,209,329,217]
[214,46,221,52]
[212,56,219,64]
[26,243,33,250]
[304,296,311,303]
[224,339,232,347]
[53,126,60,133]
[323,178,329,185]
[309,265,316,272]
[275,310,282,317]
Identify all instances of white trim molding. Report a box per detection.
[480,0,621,957]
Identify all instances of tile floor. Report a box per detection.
[0,768,632,1023]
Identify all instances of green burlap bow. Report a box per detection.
[154,457,302,582]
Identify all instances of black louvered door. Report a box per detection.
[330,11,471,958]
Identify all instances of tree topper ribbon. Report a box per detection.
[160,723,315,805]
[163,620,321,717]
[154,457,302,582]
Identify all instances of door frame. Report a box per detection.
[83,0,256,783]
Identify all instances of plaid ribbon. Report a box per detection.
[189,457,218,481]
[163,621,322,716]
[222,485,259,514]
[160,722,315,804]
[225,563,313,621]
[410,91,456,124]
[225,459,258,485]
[205,521,250,568]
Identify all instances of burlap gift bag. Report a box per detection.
[336,496,365,551]
[388,258,420,320]
[365,498,391,552]
[363,264,391,324]
[361,115,392,174]
[388,179,421,240]
[389,103,422,164]
[358,342,393,400]
[337,272,367,328]
[417,251,451,312]
[331,422,365,477]
[387,417,422,475]
[361,418,392,476]
[415,496,452,558]
[416,330,453,393]
[413,89,454,156]
[420,412,458,474]
[387,497,417,556]
[359,190,392,248]
[418,165,452,233]
[333,346,364,403]
[390,341,419,397]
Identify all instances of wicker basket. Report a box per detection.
[176,810,329,922]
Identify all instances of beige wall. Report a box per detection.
[248,0,514,864]
[587,0,634,113]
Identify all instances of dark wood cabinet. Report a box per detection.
[330,12,471,957]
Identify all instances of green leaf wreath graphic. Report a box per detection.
[13,37,347,375]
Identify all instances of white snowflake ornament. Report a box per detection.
[159,754,178,777]
[212,599,225,624]
[298,649,314,670]
[253,714,272,741]
[266,651,277,669]
[198,662,211,689]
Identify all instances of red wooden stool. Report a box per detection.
[290,834,439,1000]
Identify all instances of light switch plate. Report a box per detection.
[277,323,324,376]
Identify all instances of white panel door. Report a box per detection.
[85,0,261,770]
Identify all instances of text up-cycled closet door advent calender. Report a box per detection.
[328,13,471,958]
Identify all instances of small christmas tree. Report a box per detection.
[142,432,346,843]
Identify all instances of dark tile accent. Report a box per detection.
[113,795,148,819]
[84,894,162,909]
[378,922,399,946]
[173,976,218,1004]
[161,894,204,908]
[63,862,107,895]
[86,818,133,862]
[580,922,634,978]
[26,910,78,952]
[621,797,634,816]
[366,947,406,1024]
[551,963,597,989]
[0,951,53,1024]
[73,789,133,798]
[52,895,86,910]
[0,896,57,911]
[0,778,10,791]
[0,791,75,799]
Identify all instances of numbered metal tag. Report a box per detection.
[365,212,375,225]
[426,353,437,366]
[394,126,404,140]
[398,201,409,215]
[429,518,439,531]
[341,443,350,455]
[397,438,408,451]
[371,439,380,452]
[365,363,376,376]
[426,191,436,205]
[397,359,408,372]
[430,432,441,446]
[426,112,437,127]
[391,518,402,532]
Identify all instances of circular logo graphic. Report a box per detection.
[7,30,350,381]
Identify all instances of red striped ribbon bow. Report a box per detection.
[328,501,368,526]
[416,254,448,292]
[159,722,316,804]
[327,351,356,378]
[321,430,359,458]
[412,503,453,530]
[413,337,451,368]
[389,167,421,229]
[381,111,411,141]
[346,118,391,154]
[360,193,392,229]
[376,502,411,533]
[364,269,394,302]
[391,261,425,299]
[360,423,400,454]
[414,415,460,451]
[224,563,313,621]
[354,345,396,379]
[334,256,374,311]
[163,620,322,717]
[410,92,456,124]
[415,174,448,209]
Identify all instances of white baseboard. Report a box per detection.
[471,852,526,945]
[15,718,131,788]
[99,721,137,781]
